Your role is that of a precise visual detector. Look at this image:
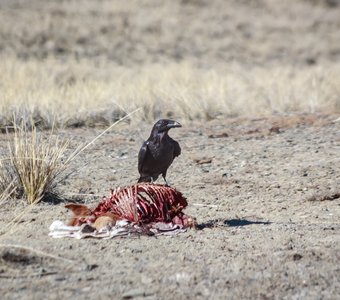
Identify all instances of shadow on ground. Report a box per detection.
[41,192,67,205]
[197,219,272,230]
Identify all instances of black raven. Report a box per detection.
[138,119,181,185]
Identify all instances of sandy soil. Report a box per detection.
[0,114,339,299]
[0,0,340,299]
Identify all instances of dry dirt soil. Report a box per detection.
[0,114,339,299]
[0,0,340,299]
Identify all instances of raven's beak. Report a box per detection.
[166,121,182,129]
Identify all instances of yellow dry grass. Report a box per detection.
[1,57,339,128]
[0,180,16,207]
[0,108,141,205]
[6,121,70,204]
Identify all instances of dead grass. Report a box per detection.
[5,121,70,204]
[0,109,141,205]
[1,0,339,66]
[0,180,16,207]
[0,0,339,126]
[0,57,339,129]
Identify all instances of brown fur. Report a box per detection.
[65,204,119,228]
[93,215,116,230]
[65,204,91,226]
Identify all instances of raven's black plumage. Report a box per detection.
[138,119,181,185]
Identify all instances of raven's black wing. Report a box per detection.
[172,140,181,158]
[138,141,149,174]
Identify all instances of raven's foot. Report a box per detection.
[162,176,170,187]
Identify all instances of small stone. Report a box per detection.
[122,288,147,299]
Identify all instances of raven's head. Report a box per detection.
[152,119,182,134]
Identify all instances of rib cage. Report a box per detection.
[90,183,188,224]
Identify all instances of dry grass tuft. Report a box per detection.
[0,158,18,199]
[6,121,69,204]
[0,180,16,207]
[0,109,140,205]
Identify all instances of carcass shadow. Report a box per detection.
[197,218,272,230]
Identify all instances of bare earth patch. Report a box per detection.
[0,115,339,299]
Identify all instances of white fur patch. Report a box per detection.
[48,220,186,239]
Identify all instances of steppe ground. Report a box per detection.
[0,1,340,299]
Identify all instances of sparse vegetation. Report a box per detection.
[0,0,339,128]
[1,121,70,204]
[0,109,140,205]
[0,57,339,129]
[0,179,16,207]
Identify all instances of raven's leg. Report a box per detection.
[162,172,169,186]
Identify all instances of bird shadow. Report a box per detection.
[40,192,69,205]
[196,218,272,230]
